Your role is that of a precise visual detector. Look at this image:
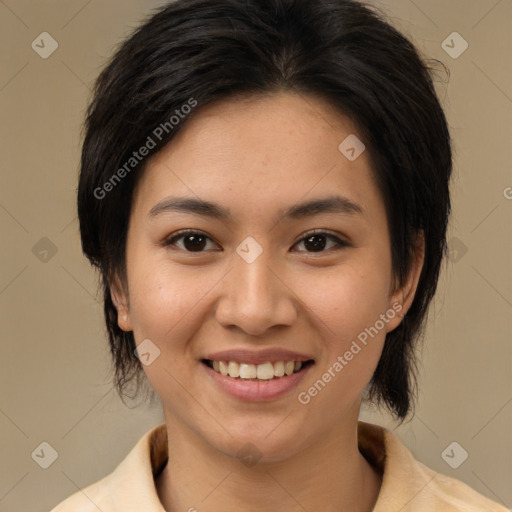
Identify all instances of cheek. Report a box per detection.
[298,259,392,343]
[126,263,210,345]
[292,272,387,416]
[126,265,212,398]
[294,257,392,402]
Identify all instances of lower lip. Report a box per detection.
[202,362,313,402]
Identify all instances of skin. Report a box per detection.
[111,91,424,512]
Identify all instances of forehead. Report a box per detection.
[131,91,383,224]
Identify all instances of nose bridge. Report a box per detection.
[215,243,296,335]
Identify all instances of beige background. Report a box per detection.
[0,0,511,510]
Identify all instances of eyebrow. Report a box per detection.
[147,195,363,222]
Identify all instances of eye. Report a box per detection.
[292,230,348,253]
[163,230,220,252]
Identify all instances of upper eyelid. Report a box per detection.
[164,229,221,248]
[293,229,346,243]
[292,231,348,251]
[166,228,211,240]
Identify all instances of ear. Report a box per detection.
[109,273,133,332]
[385,231,425,333]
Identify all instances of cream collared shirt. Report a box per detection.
[50,421,508,511]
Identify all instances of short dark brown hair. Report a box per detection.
[78,0,452,423]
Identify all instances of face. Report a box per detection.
[112,91,423,462]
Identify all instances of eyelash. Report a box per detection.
[162,229,349,253]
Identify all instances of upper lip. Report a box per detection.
[202,348,314,365]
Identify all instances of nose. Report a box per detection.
[214,247,297,336]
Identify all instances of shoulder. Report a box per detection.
[49,423,168,512]
[49,475,114,512]
[358,421,508,512]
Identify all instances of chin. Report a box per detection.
[202,416,314,466]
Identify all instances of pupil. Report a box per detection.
[305,235,326,252]
[184,234,206,251]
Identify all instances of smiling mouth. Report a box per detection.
[202,359,315,380]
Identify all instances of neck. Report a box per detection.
[156,407,382,512]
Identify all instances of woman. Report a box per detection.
[51,0,507,510]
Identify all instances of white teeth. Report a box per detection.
[227,361,240,378]
[256,362,275,380]
[274,361,285,377]
[239,363,257,379]
[209,360,306,379]
[219,361,229,376]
